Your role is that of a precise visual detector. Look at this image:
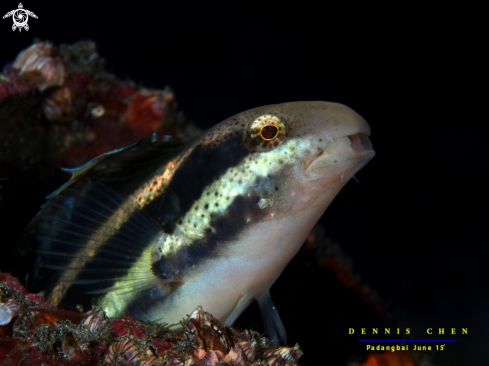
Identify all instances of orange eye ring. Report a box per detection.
[260,124,279,141]
[246,114,287,151]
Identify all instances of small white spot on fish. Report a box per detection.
[271,213,274,217]
[341,174,344,182]
[258,198,272,209]
[246,218,250,224]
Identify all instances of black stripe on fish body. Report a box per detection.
[166,135,251,221]
[122,192,271,318]
[121,286,173,321]
[155,189,182,233]
[151,192,269,280]
[151,239,218,281]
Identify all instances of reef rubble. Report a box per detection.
[0,271,302,366]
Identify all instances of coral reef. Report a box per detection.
[0,40,200,178]
[0,272,303,365]
[0,40,201,279]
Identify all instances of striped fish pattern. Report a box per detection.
[29,101,375,345]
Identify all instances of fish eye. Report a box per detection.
[260,125,279,140]
[246,114,287,151]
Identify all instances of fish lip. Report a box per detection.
[346,133,374,153]
[303,132,374,171]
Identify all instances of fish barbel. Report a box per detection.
[29,101,375,344]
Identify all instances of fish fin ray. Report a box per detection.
[224,293,253,326]
[17,135,195,265]
[257,289,287,346]
[85,277,162,295]
[36,181,164,297]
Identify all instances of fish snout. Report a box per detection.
[347,133,374,153]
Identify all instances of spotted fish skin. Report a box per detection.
[31,101,375,345]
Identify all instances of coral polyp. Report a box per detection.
[12,42,65,91]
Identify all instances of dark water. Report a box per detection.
[1,3,486,365]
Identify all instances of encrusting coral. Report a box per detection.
[0,272,303,365]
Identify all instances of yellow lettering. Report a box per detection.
[451,328,456,334]
[427,328,432,334]
[439,328,444,335]
[372,328,378,334]
[384,328,390,334]
[406,328,410,335]
[349,328,354,334]
[462,328,468,334]
[361,328,366,334]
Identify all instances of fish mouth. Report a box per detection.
[304,133,374,171]
[346,133,374,153]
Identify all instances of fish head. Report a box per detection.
[166,101,376,328]
[198,101,375,224]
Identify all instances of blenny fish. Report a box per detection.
[27,101,375,345]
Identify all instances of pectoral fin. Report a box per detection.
[257,289,287,346]
[36,181,165,303]
[224,293,253,327]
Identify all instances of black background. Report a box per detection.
[0,2,487,365]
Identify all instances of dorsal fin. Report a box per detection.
[21,135,192,235]
[49,134,192,199]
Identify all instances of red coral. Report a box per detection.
[109,316,147,339]
[149,339,172,355]
[0,40,199,196]
[0,272,303,366]
[125,90,172,136]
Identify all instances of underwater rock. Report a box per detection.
[0,272,303,366]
